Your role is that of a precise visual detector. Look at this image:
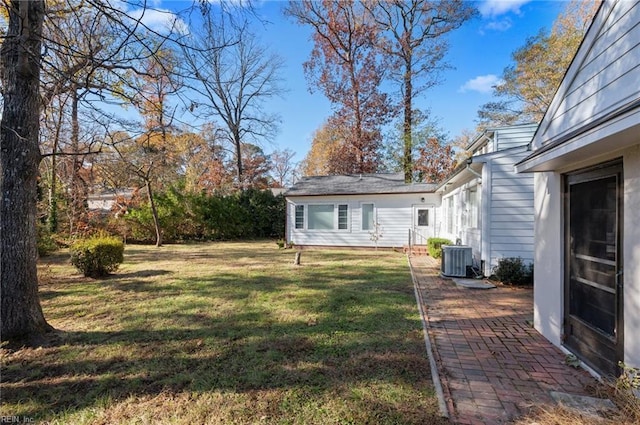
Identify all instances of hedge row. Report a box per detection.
[123,187,286,243]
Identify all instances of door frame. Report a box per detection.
[563,159,624,376]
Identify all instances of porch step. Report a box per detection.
[403,245,429,256]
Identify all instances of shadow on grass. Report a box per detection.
[4,244,449,424]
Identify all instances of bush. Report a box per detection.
[492,257,533,285]
[37,223,59,257]
[427,238,453,259]
[70,234,124,278]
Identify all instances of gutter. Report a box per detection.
[465,158,482,179]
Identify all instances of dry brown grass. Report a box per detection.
[1,242,449,425]
[515,380,640,425]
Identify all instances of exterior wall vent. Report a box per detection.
[441,245,473,277]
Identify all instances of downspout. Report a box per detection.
[466,158,482,179]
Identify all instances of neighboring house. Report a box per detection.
[284,173,439,248]
[87,189,136,214]
[435,123,537,276]
[515,0,640,377]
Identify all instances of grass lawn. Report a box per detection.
[1,242,448,424]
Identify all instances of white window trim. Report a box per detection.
[294,204,304,230]
[360,202,375,231]
[300,202,351,232]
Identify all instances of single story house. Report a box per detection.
[515,0,640,377]
[284,173,439,248]
[436,123,537,276]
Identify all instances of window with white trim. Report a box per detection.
[338,205,348,230]
[467,186,478,228]
[305,203,349,230]
[417,209,429,226]
[446,197,454,234]
[295,205,304,229]
[361,203,374,231]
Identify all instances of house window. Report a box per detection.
[308,204,334,230]
[295,205,304,229]
[417,209,429,226]
[306,204,349,230]
[338,204,349,230]
[362,203,374,230]
[446,197,454,234]
[468,186,478,228]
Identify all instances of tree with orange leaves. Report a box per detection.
[286,0,392,174]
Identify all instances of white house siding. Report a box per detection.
[439,180,482,263]
[495,124,538,151]
[517,0,640,374]
[537,0,640,146]
[437,144,536,275]
[287,193,441,248]
[532,145,640,371]
[623,145,640,369]
[488,151,535,272]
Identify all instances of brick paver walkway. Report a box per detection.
[410,255,598,424]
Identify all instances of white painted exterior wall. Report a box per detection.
[531,145,640,371]
[518,0,640,372]
[437,124,536,276]
[286,193,441,248]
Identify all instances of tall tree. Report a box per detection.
[181,17,284,189]
[380,108,447,173]
[413,136,455,183]
[125,48,181,247]
[270,148,297,187]
[286,0,392,173]
[1,0,53,340]
[366,0,475,182]
[241,144,272,189]
[478,0,599,126]
[0,0,204,342]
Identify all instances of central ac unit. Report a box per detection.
[441,245,473,277]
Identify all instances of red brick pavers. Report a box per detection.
[410,255,597,425]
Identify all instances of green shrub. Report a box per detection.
[37,223,59,257]
[70,234,124,278]
[427,238,453,259]
[492,257,533,285]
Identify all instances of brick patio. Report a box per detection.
[410,255,598,424]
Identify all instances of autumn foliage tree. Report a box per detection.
[478,0,600,126]
[181,16,284,190]
[414,137,455,183]
[287,0,392,174]
[366,0,475,182]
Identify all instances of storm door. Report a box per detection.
[564,161,623,377]
[413,205,434,245]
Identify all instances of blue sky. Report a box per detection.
[152,1,569,163]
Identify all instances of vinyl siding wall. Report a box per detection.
[495,124,538,151]
[286,193,441,248]
[536,0,640,147]
[488,151,535,270]
[522,0,640,373]
[437,125,536,276]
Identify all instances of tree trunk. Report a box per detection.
[146,180,163,247]
[403,58,413,183]
[69,88,78,234]
[1,0,53,341]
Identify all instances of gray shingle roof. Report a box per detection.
[284,172,437,196]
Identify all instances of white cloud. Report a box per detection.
[478,0,531,18]
[484,17,513,32]
[128,8,189,35]
[458,74,503,94]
